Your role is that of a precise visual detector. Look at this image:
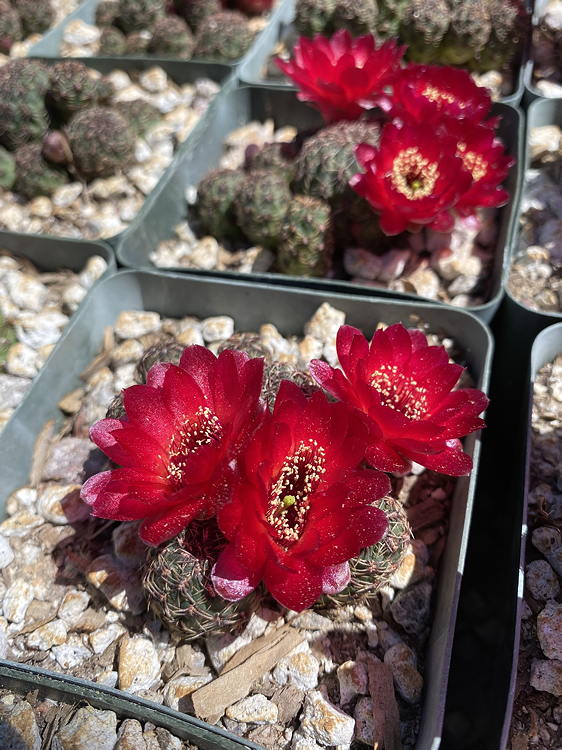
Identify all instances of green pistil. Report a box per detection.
[281,495,296,508]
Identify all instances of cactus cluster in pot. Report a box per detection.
[0,0,55,54]
[0,59,165,200]
[190,31,513,284]
[293,0,528,76]
[93,0,274,60]
[81,321,488,639]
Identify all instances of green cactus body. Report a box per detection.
[0,147,16,191]
[295,121,380,204]
[315,494,412,610]
[235,170,291,248]
[67,107,135,180]
[196,168,248,241]
[177,0,222,32]
[143,519,259,639]
[15,0,55,36]
[95,0,119,26]
[277,195,333,278]
[148,16,195,57]
[249,143,297,182]
[115,99,160,138]
[48,61,100,118]
[263,360,319,408]
[472,0,522,71]
[218,333,271,362]
[94,76,116,104]
[14,143,68,199]
[331,0,378,35]
[125,30,151,54]
[98,26,127,55]
[115,0,165,34]
[194,11,254,61]
[0,313,17,368]
[294,0,336,36]
[135,339,185,383]
[376,0,410,38]
[0,1,22,54]
[0,61,49,149]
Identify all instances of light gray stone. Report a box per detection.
[52,707,117,750]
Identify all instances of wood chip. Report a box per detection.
[368,661,401,750]
[191,624,303,723]
[406,498,446,532]
[30,419,55,487]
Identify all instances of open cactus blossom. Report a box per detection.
[80,346,266,545]
[275,30,405,123]
[211,382,390,611]
[309,324,489,476]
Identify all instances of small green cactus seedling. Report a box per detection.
[67,107,135,179]
[235,170,292,248]
[277,195,333,277]
[331,0,378,35]
[294,0,336,36]
[15,0,55,36]
[0,1,22,54]
[95,0,119,26]
[148,16,195,57]
[175,0,222,32]
[115,0,166,34]
[98,26,127,55]
[48,61,100,118]
[0,61,49,149]
[14,143,69,199]
[115,99,161,138]
[194,11,255,61]
[0,147,16,191]
[196,168,248,241]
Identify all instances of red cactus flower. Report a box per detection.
[350,121,472,235]
[236,0,274,13]
[212,382,390,611]
[442,117,514,215]
[309,324,488,476]
[275,30,405,123]
[81,346,266,546]
[389,64,493,124]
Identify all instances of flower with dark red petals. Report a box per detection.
[212,382,389,612]
[275,30,405,123]
[443,117,514,214]
[309,324,488,476]
[389,64,493,124]
[350,121,472,235]
[81,346,266,546]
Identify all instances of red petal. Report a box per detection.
[322,562,351,594]
[211,545,259,601]
[264,557,323,612]
[139,498,208,545]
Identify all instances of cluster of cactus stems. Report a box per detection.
[93,0,274,60]
[82,313,489,638]
[0,59,162,199]
[293,0,528,74]
[0,0,54,54]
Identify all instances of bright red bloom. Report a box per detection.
[81,346,266,546]
[442,117,514,215]
[309,324,488,477]
[275,30,405,123]
[212,382,389,612]
[350,121,472,235]
[236,0,274,14]
[388,64,493,124]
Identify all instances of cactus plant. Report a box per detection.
[315,494,411,610]
[67,107,135,180]
[115,99,160,138]
[0,61,49,149]
[48,61,100,118]
[98,26,127,55]
[143,519,259,639]
[175,0,222,31]
[0,147,16,191]
[248,142,297,182]
[218,333,272,362]
[125,30,151,53]
[14,143,68,199]
[235,170,292,248]
[0,1,22,54]
[262,360,319,408]
[295,121,380,203]
[331,0,378,35]
[277,195,333,277]
[148,15,195,57]
[294,0,336,36]
[194,11,254,61]
[196,168,248,241]
[95,0,119,26]
[15,0,55,36]
[115,0,166,34]
[135,339,185,383]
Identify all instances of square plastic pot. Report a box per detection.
[0,269,492,750]
[116,85,523,324]
[499,320,562,748]
[238,0,528,106]
[28,0,291,74]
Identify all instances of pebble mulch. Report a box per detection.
[0,303,476,749]
[509,352,562,749]
[508,125,562,314]
[531,0,562,97]
[0,251,108,432]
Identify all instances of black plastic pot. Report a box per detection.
[0,270,492,749]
